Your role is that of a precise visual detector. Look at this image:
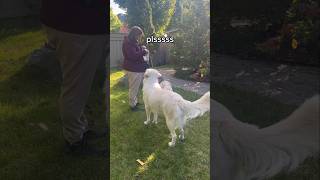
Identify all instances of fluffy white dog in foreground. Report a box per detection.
[143,69,210,147]
[212,95,319,180]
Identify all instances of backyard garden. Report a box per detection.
[110,0,211,178]
[110,70,210,179]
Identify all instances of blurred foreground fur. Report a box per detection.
[212,95,319,180]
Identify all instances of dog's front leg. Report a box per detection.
[152,113,158,124]
[168,130,177,147]
[144,105,151,125]
[166,120,177,147]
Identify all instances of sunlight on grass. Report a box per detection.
[110,91,127,101]
[0,30,45,61]
[110,70,125,88]
[0,30,46,81]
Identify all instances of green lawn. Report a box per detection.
[0,18,107,179]
[214,84,319,180]
[110,70,210,179]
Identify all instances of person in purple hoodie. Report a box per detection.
[122,26,149,111]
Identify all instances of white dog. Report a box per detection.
[159,80,173,91]
[143,69,210,147]
[212,95,319,180]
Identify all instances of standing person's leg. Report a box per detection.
[127,71,144,108]
[45,26,107,145]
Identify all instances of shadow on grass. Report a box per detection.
[0,16,42,40]
[213,83,296,128]
[0,60,108,179]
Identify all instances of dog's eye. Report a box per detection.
[144,74,149,78]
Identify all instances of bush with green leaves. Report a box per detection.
[114,0,176,36]
[170,0,210,81]
[114,0,176,54]
[213,0,319,65]
[113,0,210,80]
[255,0,320,65]
[110,8,122,32]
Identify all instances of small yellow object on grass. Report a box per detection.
[136,159,145,166]
[135,153,156,176]
[291,38,298,49]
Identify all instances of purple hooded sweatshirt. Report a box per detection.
[122,36,149,72]
[41,0,107,35]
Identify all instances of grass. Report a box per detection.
[110,70,210,179]
[0,18,107,179]
[213,83,319,180]
[0,16,42,40]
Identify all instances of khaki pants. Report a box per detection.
[45,26,107,144]
[126,71,144,107]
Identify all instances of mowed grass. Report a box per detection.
[213,84,319,180]
[0,18,107,179]
[110,70,210,179]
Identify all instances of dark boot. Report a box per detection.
[65,137,107,157]
[84,129,107,140]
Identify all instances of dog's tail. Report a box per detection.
[214,95,319,179]
[182,91,210,120]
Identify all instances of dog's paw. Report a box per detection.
[144,121,149,125]
[153,120,158,124]
[168,142,175,147]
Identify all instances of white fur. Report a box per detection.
[212,95,320,180]
[143,69,210,147]
[159,80,173,91]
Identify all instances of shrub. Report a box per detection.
[213,0,320,66]
[110,8,122,32]
[170,0,210,81]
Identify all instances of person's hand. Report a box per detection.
[141,46,149,54]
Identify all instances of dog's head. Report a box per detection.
[144,69,163,83]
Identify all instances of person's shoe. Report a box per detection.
[65,139,107,157]
[84,129,107,140]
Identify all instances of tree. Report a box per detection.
[114,0,176,36]
[110,8,122,32]
[150,0,176,35]
[114,0,154,35]
[171,0,210,69]
[168,0,183,29]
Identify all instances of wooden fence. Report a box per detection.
[110,33,126,68]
